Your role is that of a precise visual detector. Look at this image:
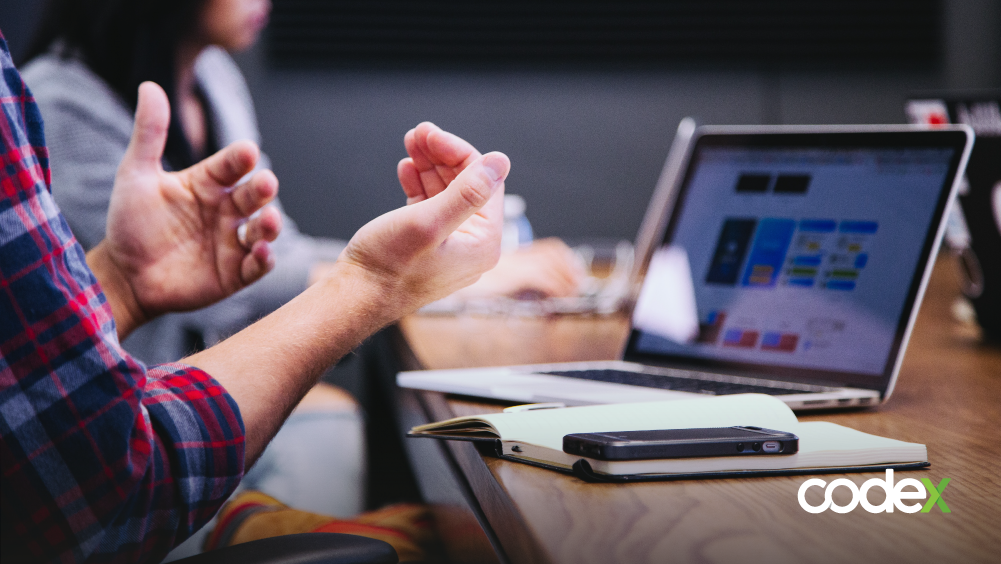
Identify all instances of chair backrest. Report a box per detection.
[170,533,398,564]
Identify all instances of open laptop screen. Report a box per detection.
[626,130,968,390]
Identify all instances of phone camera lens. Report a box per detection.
[736,442,744,452]
[752,442,761,452]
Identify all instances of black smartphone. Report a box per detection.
[563,426,799,460]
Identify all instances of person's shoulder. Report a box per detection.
[22,52,133,136]
[195,47,245,82]
[195,46,261,146]
[195,46,254,104]
[23,52,114,105]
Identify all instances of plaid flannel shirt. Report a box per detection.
[0,34,245,563]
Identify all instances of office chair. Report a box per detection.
[171,533,398,564]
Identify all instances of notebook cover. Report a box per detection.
[569,458,931,483]
[408,433,930,482]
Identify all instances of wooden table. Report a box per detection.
[391,258,1001,564]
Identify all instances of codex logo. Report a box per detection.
[798,470,950,514]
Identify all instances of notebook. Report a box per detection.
[399,125,974,410]
[408,394,928,481]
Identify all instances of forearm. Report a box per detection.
[86,241,149,340]
[184,261,405,461]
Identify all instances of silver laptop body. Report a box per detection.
[400,124,974,410]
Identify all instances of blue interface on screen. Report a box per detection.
[634,146,955,376]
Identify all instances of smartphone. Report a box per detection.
[563,426,799,460]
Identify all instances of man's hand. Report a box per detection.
[87,82,282,339]
[338,122,511,317]
[456,238,586,299]
[397,121,482,205]
[398,123,583,300]
[186,122,509,459]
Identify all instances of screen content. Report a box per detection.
[633,145,956,376]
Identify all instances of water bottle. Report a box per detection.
[502,194,533,252]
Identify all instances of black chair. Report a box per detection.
[171,533,398,564]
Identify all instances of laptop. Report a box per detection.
[399,124,974,410]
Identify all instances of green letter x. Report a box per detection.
[920,478,951,513]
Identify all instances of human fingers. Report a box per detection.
[508,271,568,298]
[230,169,279,217]
[407,123,450,197]
[545,263,583,296]
[120,82,171,171]
[407,122,479,169]
[425,128,479,169]
[521,257,580,297]
[494,255,575,298]
[406,122,469,169]
[241,206,283,249]
[406,123,482,199]
[408,152,510,243]
[186,140,260,194]
[421,129,481,196]
[537,239,587,288]
[525,239,586,277]
[403,124,436,171]
[241,239,276,284]
[397,158,427,204]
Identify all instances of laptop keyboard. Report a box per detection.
[541,369,818,396]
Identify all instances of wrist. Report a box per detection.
[86,241,150,339]
[307,261,340,286]
[321,260,414,328]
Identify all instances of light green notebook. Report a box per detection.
[409,394,928,481]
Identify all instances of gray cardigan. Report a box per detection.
[23,47,346,364]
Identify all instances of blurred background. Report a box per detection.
[2,0,999,243]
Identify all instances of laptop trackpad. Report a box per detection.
[491,374,697,405]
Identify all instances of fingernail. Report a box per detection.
[481,153,509,185]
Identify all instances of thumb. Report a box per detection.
[416,152,510,242]
[121,82,170,170]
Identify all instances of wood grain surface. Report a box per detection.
[398,258,1001,564]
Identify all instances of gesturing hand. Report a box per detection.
[186,123,507,458]
[338,122,510,316]
[396,121,482,204]
[88,82,282,339]
[398,123,583,300]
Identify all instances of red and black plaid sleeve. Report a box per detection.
[0,34,245,563]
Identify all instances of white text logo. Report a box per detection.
[797,470,950,514]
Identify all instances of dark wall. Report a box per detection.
[4,1,1000,242]
[0,1,44,59]
[237,0,1001,242]
[242,65,950,242]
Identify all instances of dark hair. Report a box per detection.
[23,0,208,169]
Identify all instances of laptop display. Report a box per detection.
[626,131,970,391]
